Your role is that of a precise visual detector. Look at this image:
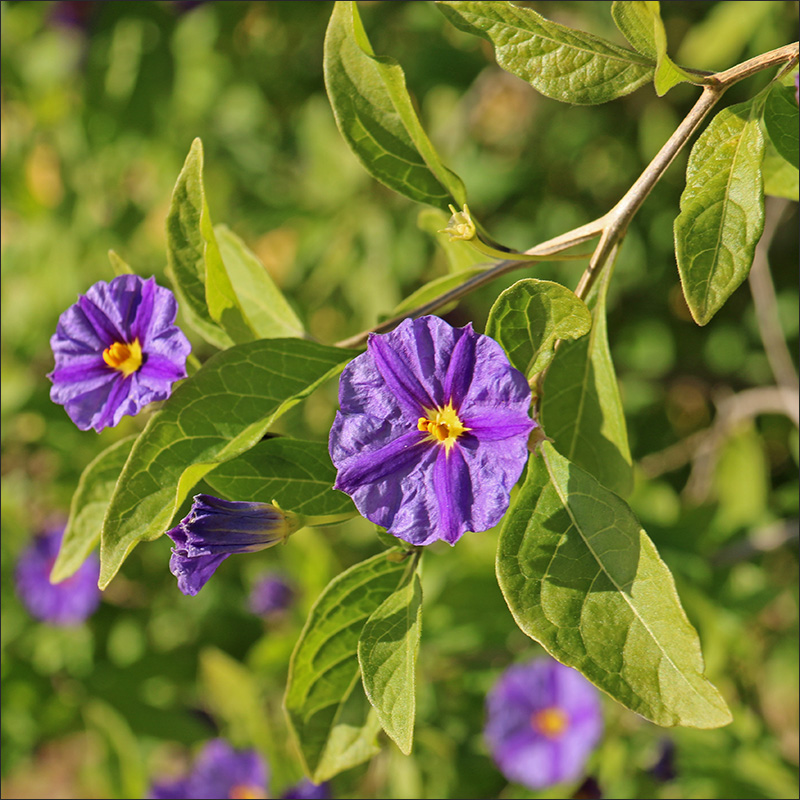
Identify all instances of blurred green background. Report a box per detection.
[1,1,797,798]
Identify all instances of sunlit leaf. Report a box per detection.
[497,442,733,728]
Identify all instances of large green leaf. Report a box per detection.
[497,442,733,728]
[215,224,305,339]
[204,438,355,517]
[324,1,466,209]
[285,550,411,781]
[763,83,799,169]
[674,101,765,325]
[99,340,356,588]
[485,279,592,381]
[166,138,255,347]
[540,268,632,497]
[358,573,422,755]
[436,1,654,105]
[611,1,697,96]
[51,436,136,583]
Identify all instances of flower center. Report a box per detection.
[228,785,264,800]
[417,401,469,453]
[102,338,143,377]
[531,706,569,739]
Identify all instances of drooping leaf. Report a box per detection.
[763,83,799,169]
[436,1,654,105]
[51,436,136,583]
[166,138,255,347]
[324,1,467,209]
[358,573,423,755]
[485,279,592,381]
[611,1,697,95]
[497,441,733,729]
[204,438,355,517]
[99,340,357,588]
[674,100,766,325]
[285,550,412,781]
[540,267,633,497]
[215,224,305,339]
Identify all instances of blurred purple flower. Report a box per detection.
[795,72,799,105]
[329,315,535,546]
[48,1,96,30]
[648,738,677,782]
[167,495,300,596]
[281,778,330,799]
[149,739,268,799]
[485,659,603,790]
[49,275,191,432]
[15,527,101,626]
[248,572,295,617]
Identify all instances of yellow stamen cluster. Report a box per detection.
[531,707,569,739]
[102,337,143,378]
[417,401,469,454]
[228,785,264,800]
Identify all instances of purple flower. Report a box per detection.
[15,527,101,626]
[485,659,603,790]
[49,275,191,432]
[167,495,300,596]
[248,572,295,617]
[149,739,268,800]
[281,779,331,799]
[329,315,535,546]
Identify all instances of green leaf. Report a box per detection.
[215,224,305,339]
[540,267,633,498]
[204,437,355,517]
[763,83,799,169]
[389,264,490,317]
[762,135,799,200]
[418,208,487,273]
[497,441,733,728]
[166,138,255,347]
[485,279,592,381]
[611,1,697,96]
[51,436,136,583]
[358,573,422,755]
[674,100,766,325]
[436,1,654,105]
[324,1,467,209]
[99,340,356,588]
[108,249,134,277]
[285,550,411,781]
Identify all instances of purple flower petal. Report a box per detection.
[330,316,535,545]
[281,778,331,799]
[248,572,295,617]
[49,275,191,432]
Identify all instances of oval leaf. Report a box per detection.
[51,436,137,583]
[99,339,357,588]
[497,442,733,729]
[763,83,799,169]
[436,1,654,105]
[762,134,799,200]
[485,278,592,380]
[285,550,411,781]
[540,268,633,497]
[324,1,466,209]
[674,100,766,325]
[204,438,355,517]
[358,573,422,755]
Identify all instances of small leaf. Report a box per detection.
[358,573,422,755]
[204,438,355,517]
[540,267,633,497]
[51,436,136,583]
[485,279,592,380]
[99,340,356,588]
[763,83,799,169]
[324,1,467,209]
[762,135,799,200]
[611,1,697,96]
[215,224,305,339]
[436,1,654,105]
[497,441,733,729]
[166,138,255,347]
[674,100,765,325]
[285,550,410,781]
[108,250,134,277]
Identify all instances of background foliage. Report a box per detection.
[1,1,798,798]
